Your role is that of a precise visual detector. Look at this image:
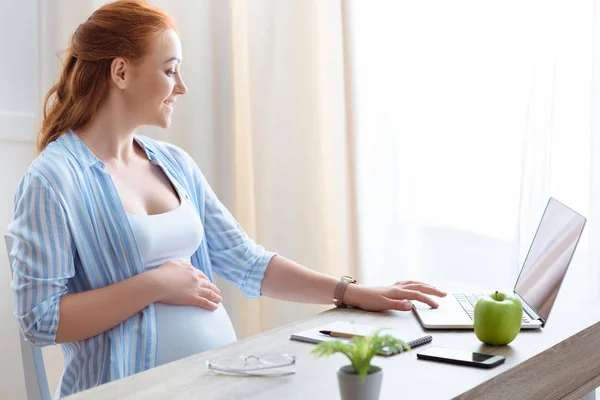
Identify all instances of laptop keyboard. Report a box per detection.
[453,293,531,323]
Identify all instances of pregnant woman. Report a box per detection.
[8,1,446,398]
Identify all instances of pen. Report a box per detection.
[319,330,364,339]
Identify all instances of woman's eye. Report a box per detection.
[166,70,177,77]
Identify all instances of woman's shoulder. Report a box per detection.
[20,138,84,193]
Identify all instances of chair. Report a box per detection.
[5,234,52,400]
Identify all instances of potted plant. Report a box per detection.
[311,330,408,400]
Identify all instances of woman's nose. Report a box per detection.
[175,74,188,95]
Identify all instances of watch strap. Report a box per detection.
[333,276,356,307]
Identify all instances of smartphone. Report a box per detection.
[417,347,505,369]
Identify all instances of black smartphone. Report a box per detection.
[417,347,505,369]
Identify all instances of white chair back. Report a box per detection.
[5,234,52,400]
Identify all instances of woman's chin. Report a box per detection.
[146,112,171,129]
[155,118,171,129]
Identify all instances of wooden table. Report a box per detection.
[68,276,600,399]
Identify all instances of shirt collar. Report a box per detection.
[132,134,159,164]
[56,130,103,170]
[56,130,159,170]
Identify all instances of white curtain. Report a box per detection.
[346,0,599,296]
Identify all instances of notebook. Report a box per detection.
[290,321,432,356]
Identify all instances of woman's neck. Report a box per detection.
[75,103,141,167]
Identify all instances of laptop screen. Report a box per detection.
[513,198,586,322]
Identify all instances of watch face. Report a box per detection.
[341,275,357,284]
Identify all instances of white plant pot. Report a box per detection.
[337,365,383,400]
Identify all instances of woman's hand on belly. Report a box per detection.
[147,260,223,310]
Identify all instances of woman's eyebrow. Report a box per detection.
[164,56,182,64]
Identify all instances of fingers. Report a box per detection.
[394,281,447,297]
[398,283,446,298]
[391,288,439,308]
[194,295,220,311]
[388,300,414,312]
[194,267,208,279]
[197,287,223,304]
[164,260,223,306]
[196,274,220,295]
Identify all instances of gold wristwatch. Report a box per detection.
[333,275,358,308]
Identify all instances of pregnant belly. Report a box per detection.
[154,302,237,366]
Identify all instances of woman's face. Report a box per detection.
[125,29,187,128]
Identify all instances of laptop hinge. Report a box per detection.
[515,292,545,327]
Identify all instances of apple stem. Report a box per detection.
[495,290,499,301]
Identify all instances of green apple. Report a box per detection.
[473,291,523,345]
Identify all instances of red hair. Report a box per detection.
[38,0,176,153]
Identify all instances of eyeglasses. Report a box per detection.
[207,354,296,377]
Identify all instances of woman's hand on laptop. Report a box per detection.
[343,280,447,312]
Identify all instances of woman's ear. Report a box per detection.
[110,57,129,89]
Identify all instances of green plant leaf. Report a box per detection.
[310,329,409,382]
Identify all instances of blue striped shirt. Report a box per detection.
[8,131,276,398]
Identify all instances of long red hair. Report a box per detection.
[38,0,176,153]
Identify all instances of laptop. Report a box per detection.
[412,197,586,330]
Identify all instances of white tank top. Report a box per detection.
[127,196,237,366]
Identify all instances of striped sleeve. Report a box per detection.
[160,142,277,299]
[160,142,277,298]
[8,171,75,346]
[198,171,276,298]
[198,171,277,298]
